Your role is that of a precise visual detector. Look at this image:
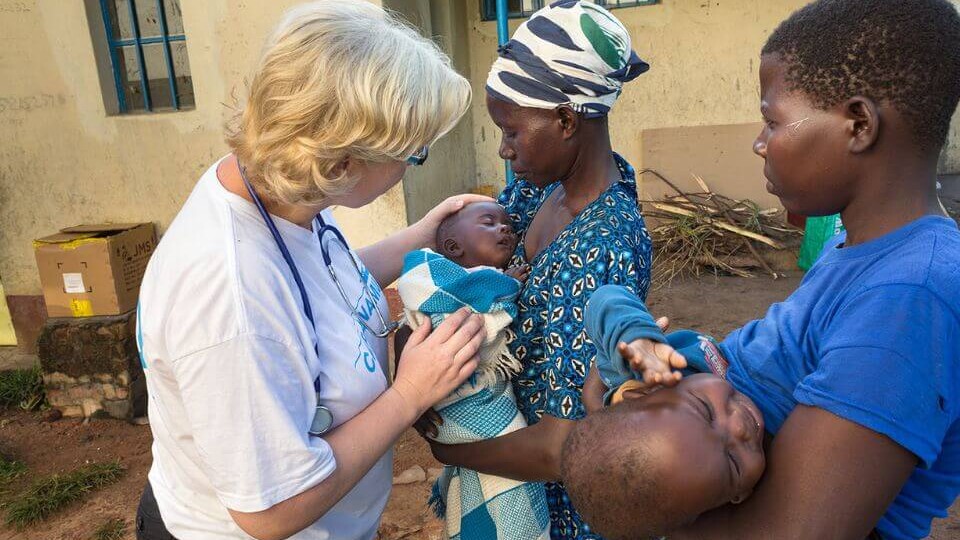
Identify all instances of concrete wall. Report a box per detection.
[3,0,959,350]
[383,0,479,224]
[464,0,960,195]
[0,0,410,302]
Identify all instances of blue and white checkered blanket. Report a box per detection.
[397,249,550,540]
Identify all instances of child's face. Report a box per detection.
[754,53,856,217]
[620,374,766,519]
[440,202,517,269]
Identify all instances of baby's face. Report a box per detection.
[441,202,517,269]
[621,374,766,519]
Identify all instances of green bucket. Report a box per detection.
[798,214,844,270]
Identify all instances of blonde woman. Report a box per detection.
[134,3,486,539]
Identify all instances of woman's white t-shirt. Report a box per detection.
[137,159,392,539]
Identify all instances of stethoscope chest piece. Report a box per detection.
[309,401,334,436]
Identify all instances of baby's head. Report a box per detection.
[436,201,517,269]
[561,374,766,539]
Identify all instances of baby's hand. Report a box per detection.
[617,338,687,387]
[505,265,531,283]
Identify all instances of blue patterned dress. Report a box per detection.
[498,153,652,539]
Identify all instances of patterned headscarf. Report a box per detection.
[486,0,649,118]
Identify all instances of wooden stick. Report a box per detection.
[692,173,713,194]
[650,203,786,249]
[741,238,779,279]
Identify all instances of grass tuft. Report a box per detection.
[92,517,126,540]
[5,461,124,528]
[0,455,27,504]
[0,367,45,410]
[0,457,26,485]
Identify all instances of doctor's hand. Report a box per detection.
[391,308,484,418]
[414,194,496,251]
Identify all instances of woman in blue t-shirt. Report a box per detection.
[574,1,960,539]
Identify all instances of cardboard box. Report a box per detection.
[34,223,157,318]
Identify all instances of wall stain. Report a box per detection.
[0,93,66,114]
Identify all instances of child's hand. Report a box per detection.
[617,338,687,387]
[414,408,443,439]
[505,264,531,283]
[582,364,609,414]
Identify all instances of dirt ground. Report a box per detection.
[0,274,958,539]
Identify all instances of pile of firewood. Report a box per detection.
[638,169,802,288]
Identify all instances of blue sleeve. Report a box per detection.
[585,285,667,391]
[794,284,959,467]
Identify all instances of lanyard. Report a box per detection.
[238,166,334,436]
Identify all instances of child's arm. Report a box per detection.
[585,285,687,395]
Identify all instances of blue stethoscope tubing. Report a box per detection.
[237,165,396,436]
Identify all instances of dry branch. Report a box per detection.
[638,169,802,288]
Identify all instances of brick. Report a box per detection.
[45,389,70,406]
[43,372,74,386]
[102,399,131,420]
[67,386,87,400]
[81,399,103,418]
[59,405,83,418]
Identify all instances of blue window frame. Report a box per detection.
[98,0,194,113]
[481,0,658,21]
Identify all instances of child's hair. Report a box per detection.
[762,0,960,151]
[226,1,471,206]
[561,402,668,540]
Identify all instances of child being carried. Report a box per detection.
[397,201,549,540]
[558,284,768,539]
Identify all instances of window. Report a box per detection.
[97,0,194,113]
[480,0,658,21]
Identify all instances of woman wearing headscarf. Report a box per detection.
[427,2,652,538]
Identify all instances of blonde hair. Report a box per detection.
[226,1,471,205]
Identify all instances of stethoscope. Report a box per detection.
[238,165,398,436]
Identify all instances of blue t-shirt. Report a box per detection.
[723,216,960,540]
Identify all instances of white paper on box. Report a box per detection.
[62,273,86,294]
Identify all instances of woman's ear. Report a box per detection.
[330,156,351,179]
[442,237,464,259]
[557,105,580,140]
[844,96,881,153]
[731,489,752,505]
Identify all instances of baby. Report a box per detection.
[434,200,529,280]
[397,201,549,540]
[559,285,767,540]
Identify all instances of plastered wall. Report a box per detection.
[3,0,959,300]
[464,0,960,196]
[0,0,409,296]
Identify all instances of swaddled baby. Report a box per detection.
[397,201,549,540]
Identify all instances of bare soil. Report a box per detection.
[0,274,957,539]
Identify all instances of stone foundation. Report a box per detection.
[37,310,146,420]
